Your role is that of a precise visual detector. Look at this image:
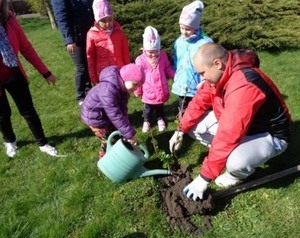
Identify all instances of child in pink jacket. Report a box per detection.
[135,26,175,132]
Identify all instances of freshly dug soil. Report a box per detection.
[156,164,214,235]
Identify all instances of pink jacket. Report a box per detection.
[135,50,174,104]
[5,13,49,81]
[86,21,130,85]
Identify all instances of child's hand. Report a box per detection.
[133,91,141,97]
[67,43,77,54]
[45,74,56,85]
[126,136,138,146]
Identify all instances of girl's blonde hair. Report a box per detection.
[0,0,10,24]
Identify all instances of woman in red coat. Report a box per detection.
[0,0,58,157]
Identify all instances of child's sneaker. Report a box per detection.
[39,144,58,156]
[142,122,150,133]
[78,100,84,107]
[3,141,17,158]
[157,119,166,132]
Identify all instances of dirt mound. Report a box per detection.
[157,164,214,235]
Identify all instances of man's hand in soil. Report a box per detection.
[169,131,184,153]
[183,175,209,200]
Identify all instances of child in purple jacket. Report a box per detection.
[135,26,175,132]
[81,64,145,159]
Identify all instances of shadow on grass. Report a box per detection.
[48,127,93,145]
[149,119,300,218]
[208,168,300,217]
[207,120,300,216]
[128,95,179,130]
[16,127,93,148]
[123,232,147,238]
[141,130,205,172]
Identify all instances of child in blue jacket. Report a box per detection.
[171,0,213,113]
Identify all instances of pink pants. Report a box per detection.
[89,124,116,159]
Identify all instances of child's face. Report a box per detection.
[145,50,159,58]
[179,24,196,38]
[98,16,114,30]
[124,81,141,93]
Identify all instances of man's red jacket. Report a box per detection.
[180,49,291,180]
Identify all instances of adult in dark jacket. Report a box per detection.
[51,0,94,105]
[169,42,292,201]
[81,64,145,159]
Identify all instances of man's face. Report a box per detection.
[194,60,223,86]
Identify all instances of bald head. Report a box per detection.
[192,43,228,85]
[193,42,228,67]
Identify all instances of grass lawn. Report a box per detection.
[0,18,299,238]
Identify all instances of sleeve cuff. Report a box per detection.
[200,174,212,183]
[42,71,52,79]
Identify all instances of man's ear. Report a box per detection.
[214,59,224,70]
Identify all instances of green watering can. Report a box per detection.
[97,131,172,183]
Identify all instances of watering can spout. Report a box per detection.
[136,167,172,178]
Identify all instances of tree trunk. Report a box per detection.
[46,6,57,29]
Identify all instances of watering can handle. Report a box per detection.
[137,143,149,159]
[107,131,122,152]
[107,131,149,159]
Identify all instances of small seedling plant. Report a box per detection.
[150,87,189,170]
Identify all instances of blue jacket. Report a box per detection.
[171,29,213,97]
[81,66,136,139]
[51,0,94,46]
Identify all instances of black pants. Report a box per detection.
[144,103,165,123]
[0,71,47,146]
[68,43,91,102]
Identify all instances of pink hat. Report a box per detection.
[93,0,113,22]
[120,64,145,84]
[179,0,204,30]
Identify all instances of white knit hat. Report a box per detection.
[179,0,204,30]
[93,0,113,22]
[143,26,161,51]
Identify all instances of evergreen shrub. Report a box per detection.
[111,0,300,61]
[113,0,187,60]
[203,0,300,50]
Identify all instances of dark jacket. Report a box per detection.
[51,0,94,46]
[81,66,136,139]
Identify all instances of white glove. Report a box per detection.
[169,131,184,153]
[183,175,209,201]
